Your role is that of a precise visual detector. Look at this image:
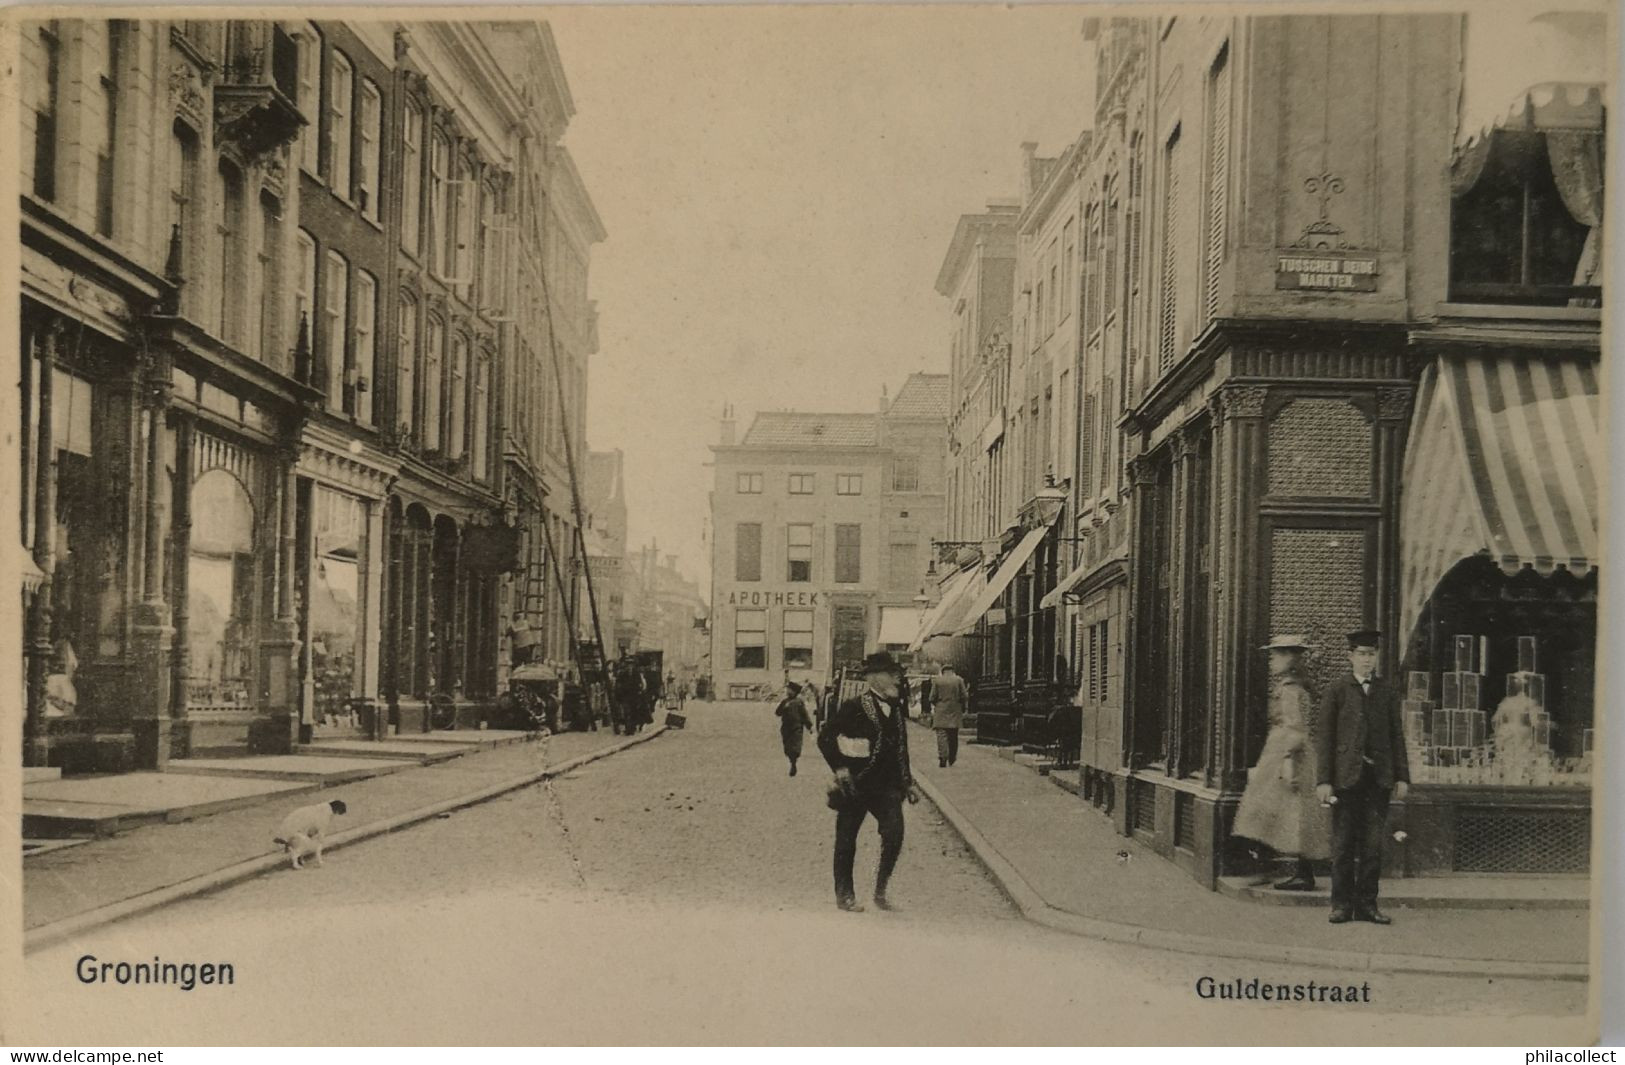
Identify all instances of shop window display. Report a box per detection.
[187,470,258,708]
[312,488,364,733]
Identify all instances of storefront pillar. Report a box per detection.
[255,462,303,753]
[362,501,385,713]
[1118,454,1158,834]
[1373,387,1413,662]
[1164,429,1194,777]
[24,322,62,768]
[130,346,178,768]
[1211,384,1268,796]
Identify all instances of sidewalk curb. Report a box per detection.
[24,727,670,955]
[911,772,1588,982]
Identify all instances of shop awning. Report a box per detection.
[1399,355,1601,642]
[907,563,980,650]
[1040,547,1130,609]
[878,606,926,648]
[946,520,1056,636]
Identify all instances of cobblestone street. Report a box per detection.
[18,702,1587,1044]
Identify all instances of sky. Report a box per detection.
[547,6,1098,596]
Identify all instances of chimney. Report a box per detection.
[878,384,890,414]
[719,402,736,446]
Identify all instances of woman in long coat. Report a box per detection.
[774,682,816,776]
[1232,635,1331,890]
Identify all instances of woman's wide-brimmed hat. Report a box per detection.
[1259,634,1310,652]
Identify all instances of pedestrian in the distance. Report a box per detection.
[928,662,968,768]
[1316,629,1409,926]
[775,681,815,776]
[1232,635,1329,891]
[817,651,920,912]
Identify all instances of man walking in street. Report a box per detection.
[928,662,968,768]
[1315,629,1409,926]
[818,651,920,913]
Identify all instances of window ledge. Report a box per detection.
[1437,302,1601,323]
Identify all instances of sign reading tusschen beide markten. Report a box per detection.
[1275,252,1380,291]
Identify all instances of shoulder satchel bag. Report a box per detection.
[826,694,885,811]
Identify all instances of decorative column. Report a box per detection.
[252,451,303,753]
[1164,429,1195,776]
[167,414,194,721]
[1373,387,1414,668]
[24,322,63,767]
[127,335,179,767]
[1121,453,1158,775]
[1209,384,1269,795]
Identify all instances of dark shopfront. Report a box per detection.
[1109,330,1414,888]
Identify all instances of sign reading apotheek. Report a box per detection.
[725,589,822,607]
[1275,253,1379,292]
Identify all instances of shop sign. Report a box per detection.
[725,589,821,607]
[1275,253,1379,292]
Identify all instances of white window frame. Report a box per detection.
[401,101,423,255]
[352,270,376,424]
[329,51,353,198]
[788,473,815,495]
[358,78,381,222]
[322,250,348,410]
[835,473,862,496]
[736,472,763,494]
[294,229,317,353]
[397,295,417,434]
[298,23,321,175]
[782,609,814,669]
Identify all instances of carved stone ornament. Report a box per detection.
[1291,171,1351,251]
[169,62,207,127]
[1376,387,1414,423]
[1214,384,1269,421]
[1126,455,1158,489]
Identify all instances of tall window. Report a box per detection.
[96,22,124,235]
[169,121,199,290]
[788,473,814,495]
[429,133,450,276]
[401,102,423,254]
[1125,132,1145,401]
[734,609,766,669]
[32,22,60,201]
[891,454,919,493]
[322,251,348,410]
[293,229,316,355]
[736,472,763,494]
[216,160,245,341]
[472,353,490,481]
[735,523,762,582]
[834,524,861,584]
[836,474,862,495]
[397,295,417,434]
[1202,44,1231,327]
[353,270,376,424]
[255,192,280,360]
[1062,219,1076,323]
[1084,204,1101,331]
[787,524,813,582]
[447,335,468,459]
[1158,125,1183,374]
[783,610,813,670]
[298,23,321,174]
[358,78,381,222]
[452,158,475,284]
[423,317,444,451]
[329,52,353,197]
[1104,179,1120,321]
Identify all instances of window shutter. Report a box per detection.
[1158,128,1182,374]
[1203,47,1231,326]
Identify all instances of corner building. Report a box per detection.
[709,375,948,698]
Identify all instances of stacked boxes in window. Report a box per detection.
[1402,671,1431,770]
[1505,633,1549,754]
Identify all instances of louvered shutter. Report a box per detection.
[1158,129,1182,374]
[1203,47,1231,326]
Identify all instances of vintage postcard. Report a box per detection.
[0,0,1613,1046]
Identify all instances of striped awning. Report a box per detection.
[946,519,1056,637]
[1399,355,1601,643]
[907,562,986,651]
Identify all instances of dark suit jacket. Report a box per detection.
[817,690,912,793]
[1315,674,1410,790]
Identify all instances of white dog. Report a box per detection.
[273,799,347,869]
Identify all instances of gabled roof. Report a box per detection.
[887,373,950,419]
[740,412,879,449]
